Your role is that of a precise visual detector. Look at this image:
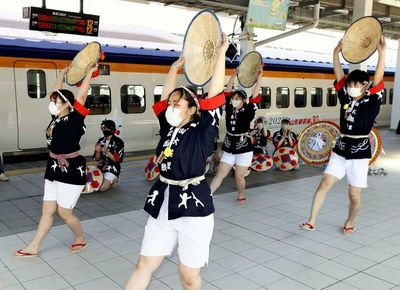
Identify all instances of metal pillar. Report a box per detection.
[390,40,400,130]
[239,25,254,95]
[349,0,373,72]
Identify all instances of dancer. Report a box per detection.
[300,36,386,235]
[210,65,262,204]
[251,116,271,155]
[15,64,97,257]
[272,118,297,150]
[124,35,228,290]
[93,119,124,192]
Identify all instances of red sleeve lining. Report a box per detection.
[249,95,261,104]
[224,91,233,97]
[199,92,225,110]
[368,80,385,95]
[74,101,90,116]
[113,153,120,162]
[334,76,347,91]
[152,99,168,116]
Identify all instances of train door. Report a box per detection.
[13,61,57,149]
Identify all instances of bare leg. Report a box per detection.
[210,161,232,194]
[99,179,112,192]
[57,206,86,246]
[344,185,362,229]
[179,262,202,290]
[15,201,57,255]
[124,255,165,290]
[305,173,338,226]
[234,165,248,200]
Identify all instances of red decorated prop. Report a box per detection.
[144,156,160,181]
[273,147,299,171]
[82,165,104,194]
[251,153,273,171]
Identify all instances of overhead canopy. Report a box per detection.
[125,0,400,38]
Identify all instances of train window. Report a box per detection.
[294,87,307,108]
[389,88,393,105]
[187,86,204,97]
[121,85,146,114]
[259,87,271,109]
[382,89,387,105]
[27,70,46,98]
[86,85,112,115]
[154,85,163,103]
[311,87,323,107]
[327,88,337,107]
[276,87,290,108]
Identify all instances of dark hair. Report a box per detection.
[168,87,200,122]
[49,89,75,110]
[281,118,290,125]
[101,119,116,131]
[232,90,247,100]
[346,70,369,85]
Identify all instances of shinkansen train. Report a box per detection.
[0,38,395,156]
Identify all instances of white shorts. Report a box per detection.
[140,187,214,268]
[220,151,253,167]
[103,172,117,182]
[43,179,84,209]
[324,152,369,188]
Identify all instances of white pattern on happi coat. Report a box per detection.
[178,192,192,209]
[147,190,159,206]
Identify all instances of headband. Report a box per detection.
[179,86,200,109]
[56,90,74,111]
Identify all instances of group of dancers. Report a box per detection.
[12,30,386,290]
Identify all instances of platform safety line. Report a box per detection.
[5,155,153,177]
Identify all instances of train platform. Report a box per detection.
[0,128,399,290]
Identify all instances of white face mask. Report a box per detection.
[347,87,363,98]
[48,102,60,115]
[165,106,183,127]
[231,99,242,108]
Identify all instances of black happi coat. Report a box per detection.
[94,135,124,176]
[144,92,225,220]
[272,129,298,150]
[222,92,260,154]
[44,101,90,185]
[253,129,271,154]
[332,76,384,159]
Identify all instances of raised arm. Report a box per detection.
[208,33,229,98]
[53,65,70,91]
[333,40,345,82]
[374,36,386,85]
[252,63,263,99]
[76,64,98,105]
[225,68,237,93]
[160,56,184,101]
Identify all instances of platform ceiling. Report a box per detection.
[126,0,400,38]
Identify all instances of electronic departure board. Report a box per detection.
[27,7,100,36]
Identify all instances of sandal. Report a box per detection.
[14,250,40,258]
[342,226,355,235]
[236,196,247,204]
[70,243,89,253]
[299,223,316,231]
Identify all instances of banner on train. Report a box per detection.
[245,0,290,30]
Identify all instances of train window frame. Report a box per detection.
[259,86,271,109]
[27,69,46,99]
[276,87,290,108]
[326,87,338,107]
[382,88,387,105]
[154,85,163,104]
[311,87,323,107]
[389,88,393,105]
[85,84,112,115]
[294,87,307,108]
[121,85,146,114]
